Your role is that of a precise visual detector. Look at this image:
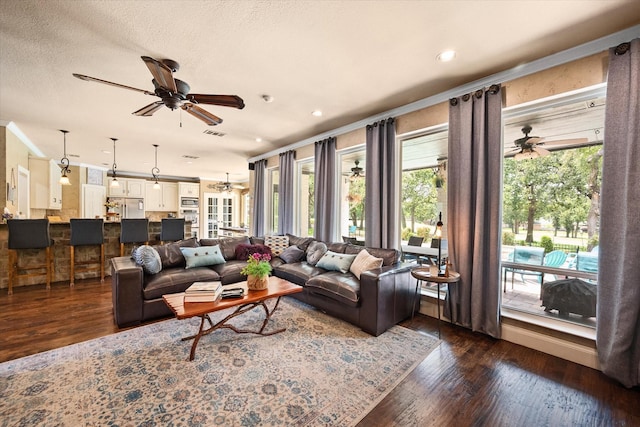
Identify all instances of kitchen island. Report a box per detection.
[0,220,192,292]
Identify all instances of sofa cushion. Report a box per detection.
[264,235,289,256]
[316,251,357,274]
[180,246,226,269]
[154,237,199,269]
[326,242,348,253]
[306,241,328,266]
[344,245,399,267]
[279,245,305,264]
[286,234,315,251]
[349,249,384,279]
[274,262,326,286]
[133,245,162,274]
[143,267,220,300]
[210,260,248,285]
[234,243,272,261]
[306,271,360,307]
[199,236,251,261]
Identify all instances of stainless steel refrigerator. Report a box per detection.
[110,198,145,219]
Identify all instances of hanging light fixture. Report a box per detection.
[151,144,161,190]
[110,138,119,188]
[59,129,71,185]
[349,160,364,181]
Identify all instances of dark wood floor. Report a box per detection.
[1,280,638,426]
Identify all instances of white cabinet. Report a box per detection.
[145,182,178,211]
[29,158,62,210]
[179,182,200,197]
[108,178,146,197]
[82,184,106,218]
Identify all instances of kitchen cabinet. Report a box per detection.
[108,178,146,197]
[179,182,200,197]
[82,184,106,218]
[29,158,62,210]
[145,182,178,211]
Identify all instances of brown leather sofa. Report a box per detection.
[110,235,415,336]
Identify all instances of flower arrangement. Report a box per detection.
[241,253,272,278]
[104,201,119,209]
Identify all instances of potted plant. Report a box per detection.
[241,252,272,290]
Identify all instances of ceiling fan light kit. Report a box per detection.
[73,56,245,126]
[350,160,364,181]
[58,129,71,185]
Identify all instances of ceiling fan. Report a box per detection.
[73,56,244,126]
[504,125,588,160]
[208,173,243,192]
[349,160,365,181]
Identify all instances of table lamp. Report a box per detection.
[435,212,444,276]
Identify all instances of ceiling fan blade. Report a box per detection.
[187,94,245,109]
[73,73,155,95]
[132,101,164,117]
[181,103,223,126]
[540,138,589,148]
[141,56,177,93]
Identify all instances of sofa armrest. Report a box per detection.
[110,256,144,328]
[359,263,415,336]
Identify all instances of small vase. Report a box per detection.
[247,274,269,290]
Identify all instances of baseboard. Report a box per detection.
[418,297,600,370]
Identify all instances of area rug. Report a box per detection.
[0,298,439,426]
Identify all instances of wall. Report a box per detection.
[2,126,32,217]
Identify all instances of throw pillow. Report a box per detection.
[279,245,305,264]
[234,243,272,261]
[132,245,162,275]
[180,245,226,269]
[316,250,357,274]
[286,234,315,251]
[306,241,328,266]
[264,235,289,256]
[349,249,384,279]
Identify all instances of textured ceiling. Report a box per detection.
[1,0,639,183]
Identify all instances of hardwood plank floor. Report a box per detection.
[1,279,638,426]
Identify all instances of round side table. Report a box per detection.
[410,267,460,338]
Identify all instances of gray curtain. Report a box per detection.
[445,85,502,339]
[597,39,640,388]
[314,137,336,242]
[365,118,398,249]
[251,159,267,237]
[278,150,295,235]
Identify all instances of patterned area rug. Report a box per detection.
[0,298,439,426]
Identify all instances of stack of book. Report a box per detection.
[184,281,222,303]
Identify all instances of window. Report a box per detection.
[338,148,366,243]
[399,126,449,245]
[501,85,604,328]
[296,159,315,237]
[268,168,279,234]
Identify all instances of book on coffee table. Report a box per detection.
[184,281,222,302]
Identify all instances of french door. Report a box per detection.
[203,192,234,238]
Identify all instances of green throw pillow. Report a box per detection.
[180,245,226,269]
[316,250,357,274]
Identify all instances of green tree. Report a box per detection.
[401,169,438,232]
[347,177,365,230]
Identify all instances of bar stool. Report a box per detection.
[7,219,53,295]
[120,218,149,256]
[69,218,104,287]
[160,218,185,244]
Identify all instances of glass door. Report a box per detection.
[204,192,234,238]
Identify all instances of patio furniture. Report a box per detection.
[503,246,544,292]
[541,278,597,317]
[402,236,425,264]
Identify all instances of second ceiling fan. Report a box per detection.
[73,56,244,126]
[504,125,588,160]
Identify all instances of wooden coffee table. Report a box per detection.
[163,276,302,361]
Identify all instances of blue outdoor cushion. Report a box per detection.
[180,245,226,269]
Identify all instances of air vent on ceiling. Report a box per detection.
[182,155,200,160]
[69,154,80,158]
[203,130,226,137]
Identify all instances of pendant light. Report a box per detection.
[151,144,160,190]
[110,138,119,188]
[59,129,71,185]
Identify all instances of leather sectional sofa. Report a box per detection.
[110,235,415,336]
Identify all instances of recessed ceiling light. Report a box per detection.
[255,137,263,143]
[436,50,456,62]
[102,150,111,154]
[311,110,323,117]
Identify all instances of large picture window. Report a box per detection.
[296,159,315,237]
[501,85,604,328]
